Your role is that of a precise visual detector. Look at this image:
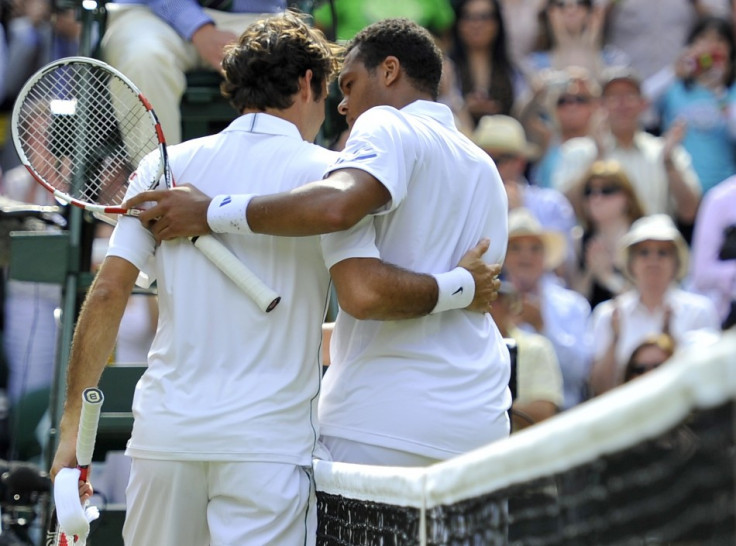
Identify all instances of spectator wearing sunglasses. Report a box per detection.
[552,67,702,230]
[518,65,601,189]
[571,160,645,308]
[588,214,719,395]
[622,333,676,384]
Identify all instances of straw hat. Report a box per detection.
[618,214,689,280]
[471,115,539,159]
[507,208,567,270]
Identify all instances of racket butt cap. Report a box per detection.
[266,297,281,312]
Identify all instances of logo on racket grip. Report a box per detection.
[83,388,103,404]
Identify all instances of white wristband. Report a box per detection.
[207,194,255,234]
[430,267,475,314]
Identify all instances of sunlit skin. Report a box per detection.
[303,78,330,143]
[337,49,387,131]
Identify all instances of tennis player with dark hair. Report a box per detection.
[129,17,512,467]
[50,12,499,546]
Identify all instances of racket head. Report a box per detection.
[11,56,168,215]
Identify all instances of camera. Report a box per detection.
[690,50,726,75]
[0,461,51,546]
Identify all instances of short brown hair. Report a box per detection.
[221,10,342,112]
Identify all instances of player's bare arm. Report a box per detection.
[125,168,392,241]
[330,239,501,320]
[50,257,138,484]
[246,169,391,236]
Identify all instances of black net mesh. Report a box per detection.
[317,402,735,546]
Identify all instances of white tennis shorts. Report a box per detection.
[123,458,316,545]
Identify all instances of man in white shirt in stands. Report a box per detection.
[552,67,701,227]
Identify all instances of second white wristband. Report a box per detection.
[207,194,255,234]
[431,267,475,314]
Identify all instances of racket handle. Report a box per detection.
[76,388,104,472]
[190,235,281,313]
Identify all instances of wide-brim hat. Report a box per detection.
[471,115,539,159]
[507,208,567,270]
[618,214,689,280]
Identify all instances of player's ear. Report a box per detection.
[382,57,400,87]
[299,70,314,100]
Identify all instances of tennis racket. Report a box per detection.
[48,388,104,546]
[11,56,281,312]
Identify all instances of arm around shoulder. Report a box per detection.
[247,169,392,237]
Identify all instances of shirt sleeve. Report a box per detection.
[323,106,417,216]
[321,215,380,270]
[107,152,160,285]
[147,0,213,41]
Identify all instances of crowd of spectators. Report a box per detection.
[0,0,734,460]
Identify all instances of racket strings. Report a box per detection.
[15,62,163,207]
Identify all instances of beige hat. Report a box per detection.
[471,115,539,159]
[507,208,567,270]
[618,214,689,280]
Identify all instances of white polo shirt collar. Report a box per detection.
[401,100,456,130]
[223,112,303,140]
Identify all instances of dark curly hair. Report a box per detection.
[221,10,342,112]
[345,18,443,100]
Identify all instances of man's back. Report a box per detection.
[113,114,336,465]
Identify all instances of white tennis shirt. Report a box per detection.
[319,101,512,460]
[108,114,336,464]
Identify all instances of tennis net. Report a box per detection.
[314,330,736,545]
